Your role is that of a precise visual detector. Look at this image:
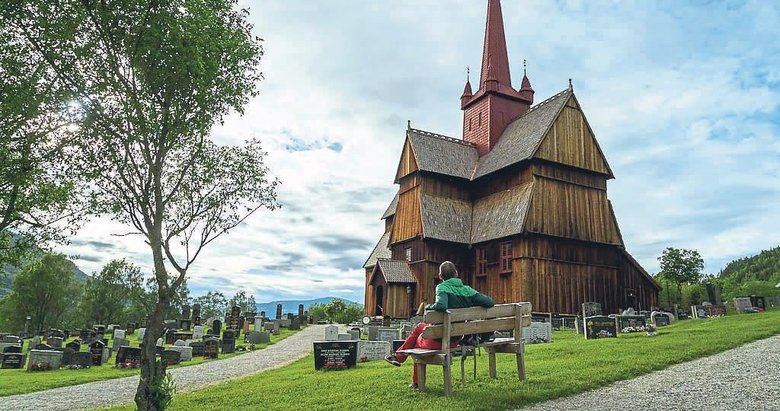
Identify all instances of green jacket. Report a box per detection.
[425,278,495,312]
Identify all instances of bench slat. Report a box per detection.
[421,317,523,339]
[396,348,441,355]
[423,303,531,324]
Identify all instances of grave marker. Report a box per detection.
[161,350,181,365]
[276,304,282,320]
[71,352,92,368]
[204,338,219,359]
[356,340,391,362]
[584,316,617,339]
[116,346,142,367]
[733,297,753,313]
[28,349,63,371]
[90,340,105,365]
[324,325,339,341]
[377,328,399,342]
[313,341,357,370]
[1,353,26,369]
[522,322,552,343]
[615,315,647,332]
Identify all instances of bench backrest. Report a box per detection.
[420,302,532,340]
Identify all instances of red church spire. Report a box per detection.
[461,0,533,156]
[480,0,512,88]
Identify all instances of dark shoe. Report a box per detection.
[384,355,401,367]
[409,383,418,389]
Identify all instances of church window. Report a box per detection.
[499,241,512,273]
[476,246,487,276]
[405,247,412,261]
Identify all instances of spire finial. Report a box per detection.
[407,120,411,130]
[523,59,527,75]
[568,78,573,91]
[466,66,470,81]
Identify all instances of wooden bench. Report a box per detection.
[396,302,532,395]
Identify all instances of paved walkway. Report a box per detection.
[3,324,326,411]
[520,334,780,411]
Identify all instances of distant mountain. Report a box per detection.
[0,259,88,297]
[255,297,360,316]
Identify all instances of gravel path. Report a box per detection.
[3,324,326,411]
[520,334,780,411]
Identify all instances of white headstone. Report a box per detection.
[324,325,339,341]
[156,338,164,347]
[113,329,126,340]
[174,339,187,346]
[377,328,399,342]
[357,340,392,362]
[192,325,204,339]
[522,322,552,343]
[138,328,146,340]
[166,345,193,361]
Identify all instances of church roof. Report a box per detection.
[374,259,416,283]
[471,182,534,243]
[473,89,571,179]
[381,193,398,220]
[363,231,391,269]
[420,193,472,244]
[407,129,478,180]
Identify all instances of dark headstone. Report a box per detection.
[260,311,266,318]
[179,319,192,331]
[3,345,21,354]
[616,315,647,331]
[192,304,201,319]
[275,304,282,320]
[190,342,205,356]
[298,304,304,317]
[1,353,26,369]
[93,325,106,335]
[313,341,358,370]
[581,302,603,317]
[204,338,219,359]
[161,350,181,365]
[116,346,143,366]
[246,312,256,325]
[706,304,727,317]
[182,304,191,319]
[71,352,92,368]
[62,347,75,365]
[165,329,176,345]
[65,340,80,352]
[222,330,236,354]
[90,340,105,366]
[289,317,301,331]
[584,316,617,339]
[126,322,136,335]
[654,315,671,327]
[212,320,222,337]
[79,329,92,341]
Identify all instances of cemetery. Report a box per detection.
[0,304,306,396]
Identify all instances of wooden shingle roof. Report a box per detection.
[381,193,398,220]
[473,89,571,179]
[374,259,416,283]
[407,129,478,180]
[471,182,534,244]
[363,231,391,269]
[420,193,472,244]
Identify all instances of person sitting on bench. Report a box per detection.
[385,261,494,389]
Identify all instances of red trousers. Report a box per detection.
[394,322,459,384]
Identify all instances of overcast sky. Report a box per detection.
[59,0,780,304]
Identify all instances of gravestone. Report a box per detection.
[71,352,92,368]
[35,343,53,351]
[90,340,105,365]
[115,346,142,367]
[273,322,280,335]
[112,338,130,351]
[113,329,126,340]
[260,311,266,318]
[522,322,553,343]
[367,326,379,341]
[750,296,767,311]
[221,330,236,354]
[356,340,391,362]
[377,328,399,343]
[28,349,63,371]
[79,329,92,341]
[182,304,191,320]
[102,347,111,364]
[399,323,412,339]
[651,311,673,326]
[192,325,204,340]
[94,325,106,335]
[276,304,282,320]
[615,315,647,331]
[348,329,360,340]
[165,329,176,345]
[138,328,146,340]
[241,317,250,335]
[584,316,617,339]
[126,322,136,335]
[174,339,187,346]
[3,345,21,353]
[62,346,75,365]
[338,333,352,341]
[278,318,291,328]
[691,305,709,319]
[246,331,271,345]
[212,320,222,337]
[1,353,26,369]
[313,341,357,370]
[192,304,202,326]
[161,349,181,365]
[245,312,256,325]
[733,297,753,313]
[706,283,723,305]
[706,304,727,317]
[324,325,339,341]
[289,317,301,331]
[46,336,64,348]
[190,341,205,357]
[204,338,219,359]
[582,302,603,317]
[166,345,193,362]
[179,319,192,331]
[163,319,178,330]
[298,304,304,317]
[287,313,294,320]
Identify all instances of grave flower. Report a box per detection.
[645,324,658,337]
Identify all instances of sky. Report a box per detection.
[58,0,780,304]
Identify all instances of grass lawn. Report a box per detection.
[104,309,780,411]
[0,326,300,397]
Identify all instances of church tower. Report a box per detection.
[460,0,534,156]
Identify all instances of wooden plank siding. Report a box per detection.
[419,175,470,200]
[531,162,607,191]
[385,284,411,318]
[525,176,623,245]
[390,184,422,244]
[394,138,418,182]
[534,102,611,176]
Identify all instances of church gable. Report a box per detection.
[394,138,418,183]
[389,185,423,244]
[533,94,614,178]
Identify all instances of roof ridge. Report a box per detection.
[525,88,570,115]
[410,128,476,147]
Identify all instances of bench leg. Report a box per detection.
[460,354,466,383]
[488,351,497,379]
[443,364,452,396]
[516,344,526,381]
[416,363,427,391]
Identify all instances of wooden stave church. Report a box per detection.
[363,0,659,319]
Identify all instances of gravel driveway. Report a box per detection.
[3,324,326,411]
[519,334,780,411]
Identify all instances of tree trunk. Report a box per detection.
[135,239,172,410]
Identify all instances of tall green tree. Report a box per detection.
[5,2,278,409]
[79,259,144,326]
[193,290,227,320]
[658,247,705,304]
[227,289,257,314]
[0,253,80,332]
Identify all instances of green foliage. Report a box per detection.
[311,299,363,324]
[78,259,144,326]
[716,246,780,301]
[103,310,780,411]
[657,247,704,305]
[193,291,228,320]
[0,253,80,332]
[149,372,176,410]
[227,290,257,314]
